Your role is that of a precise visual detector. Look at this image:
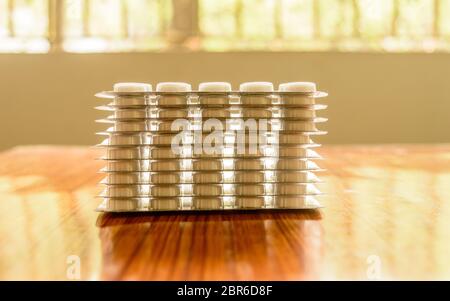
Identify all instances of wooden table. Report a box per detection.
[0,145,449,280]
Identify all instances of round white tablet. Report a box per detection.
[239,82,274,92]
[198,82,232,92]
[113,82,152,92]
[279,82,316,93]
[156,82,192,92]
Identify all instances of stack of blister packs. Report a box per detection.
[95,81,328,212]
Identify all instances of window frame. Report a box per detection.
[1,0,449,53]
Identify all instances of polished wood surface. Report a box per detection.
[0,145,449,280]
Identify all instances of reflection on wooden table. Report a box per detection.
[0,145,449,280]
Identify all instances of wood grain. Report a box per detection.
[0,145,449,280]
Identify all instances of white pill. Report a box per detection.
[239,82,274,92]
[156,82,192,92]
[113,82,152,92]
[198,82,232,92]
[279,82,316,93]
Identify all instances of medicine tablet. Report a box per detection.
[114,82,152,92]
[199,82,232,92]
[279,82,316,93]
[239,82,274,92]
[156,82,191,92]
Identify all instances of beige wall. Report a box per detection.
[1,52,449,150]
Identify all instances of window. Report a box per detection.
[1,0,449,53]
[0,0,49,52]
